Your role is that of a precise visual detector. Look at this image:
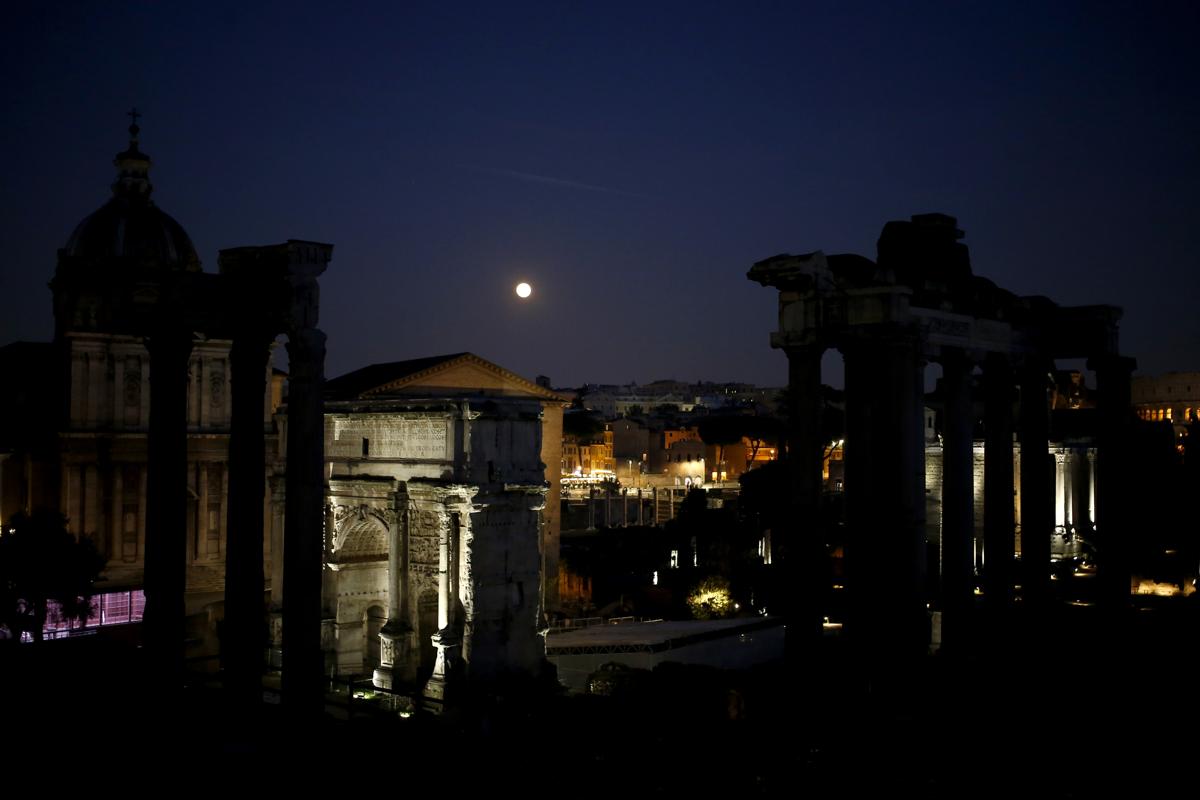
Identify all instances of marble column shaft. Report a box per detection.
[223,333,272,697]
[982,353,1015,608]
[940,350,975,647]
[784,344,825,660]
[1090,354,1136,609]
[282,327,327,713]
[843,329,927,665]
[143,329,193,683]
[1018,359,1053,607]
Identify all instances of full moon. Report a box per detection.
[515,282,532,299]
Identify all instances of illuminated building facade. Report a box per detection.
[319,354,568,693]
[1132,372,1200,452]
[561,425,615,479]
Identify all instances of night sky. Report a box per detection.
[3,1,1198,389]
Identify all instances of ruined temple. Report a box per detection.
[749,213,1135,665]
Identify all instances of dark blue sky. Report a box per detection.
[3,1,1197,388]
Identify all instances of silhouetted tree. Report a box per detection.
[697,414,783,471]
[0,511,104,642]
[564,409,606,439]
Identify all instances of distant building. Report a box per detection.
[561,422,615,480]
[1132,372,1200,449]
[0,123,268,635]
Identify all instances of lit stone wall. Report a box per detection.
[924,441,1094,589]
[324,396,550,683]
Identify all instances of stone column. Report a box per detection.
[143,329,193,684]
[375,495,418,689]
[222,333,272,700]
[783,344,825,663]
[843,328,928,675]
[983,353,1015,610]
[1054,449,1067,534]
[267,476,286,669]
[0,453,7,527]
[1065,450,1077,543]
[281,327,327,714]
[1090,354,1136,610]
[1087,449,1097,535]
[1018,359,1053,608]
[940,349,975,650]
[425,506,459,704]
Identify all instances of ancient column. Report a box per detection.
[375,494,418,689]
[1018,359,1053,609]
[1087,449,1097,534]
[425,505,459,703]
[282,327,327,713]
[843,328,928,676]
[267,476,286,669]
[1090,354,1136,610]
[222,332,272,700]
[265,240,332,713]
[783,344,825,663]
[0,453,7,527]
[143,328,193,684]
[982,353,1015,610]
[940,349,975,650]
[1054,449,1067,535]
[1064,449,1076,544]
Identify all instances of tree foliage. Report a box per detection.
[696,414,783,469]
[687,575,733,620]
[563,409,607,440]
[0,511,104,642]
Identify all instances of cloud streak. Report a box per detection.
[460,164,651,199]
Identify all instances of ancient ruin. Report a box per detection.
[4,118,331,708]
[749,213,1135,665]
[320,354,567,700]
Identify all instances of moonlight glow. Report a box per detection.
[515,282,532,298]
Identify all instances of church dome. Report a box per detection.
[60,117,201,273]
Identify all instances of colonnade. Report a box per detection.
[749,220,1134,674]
[140,240,331,713]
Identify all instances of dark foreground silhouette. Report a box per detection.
[3,598,1196,795]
